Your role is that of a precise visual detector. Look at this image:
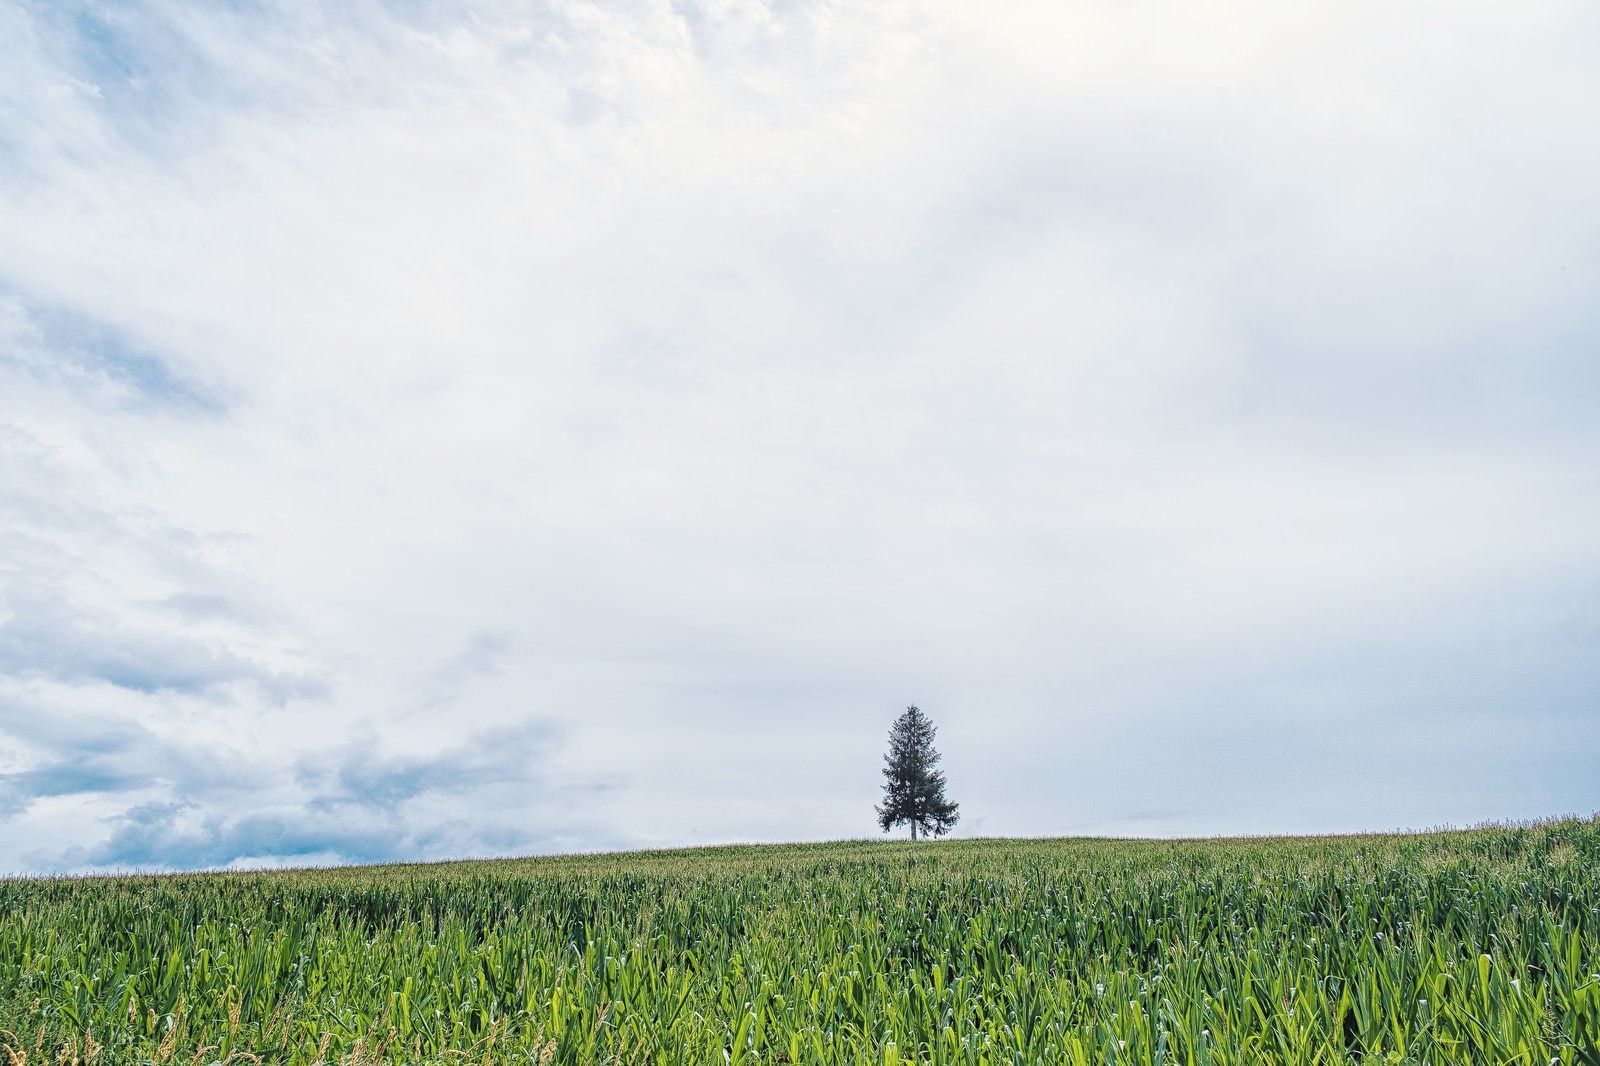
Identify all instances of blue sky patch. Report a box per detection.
[13,299,225,413]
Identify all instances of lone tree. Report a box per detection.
[876,705,959,840]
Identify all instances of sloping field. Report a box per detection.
[2,820,1597,1064]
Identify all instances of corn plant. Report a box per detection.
[1,820,1597,1064]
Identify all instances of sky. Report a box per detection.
[0,0,1597,874]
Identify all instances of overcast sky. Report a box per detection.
[1,0,1596,874]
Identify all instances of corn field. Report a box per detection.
[2,819,1598,1065]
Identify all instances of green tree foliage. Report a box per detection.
[876,704,960,840]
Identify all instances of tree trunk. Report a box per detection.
[911,822,917,841]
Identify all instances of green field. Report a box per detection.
[2,820,1598,1065]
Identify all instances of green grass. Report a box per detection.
[2,820,1598,1064]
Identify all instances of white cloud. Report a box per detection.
[0,0,1596,871]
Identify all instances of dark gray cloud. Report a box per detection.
[0,759,149,820]
[78,802,444,871]
[1,702,571,870]
[68,722,569,870]
[0,702,259,820]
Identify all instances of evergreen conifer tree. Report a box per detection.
[876,705,959,840]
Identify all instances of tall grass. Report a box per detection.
[1,820,1597,1064]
